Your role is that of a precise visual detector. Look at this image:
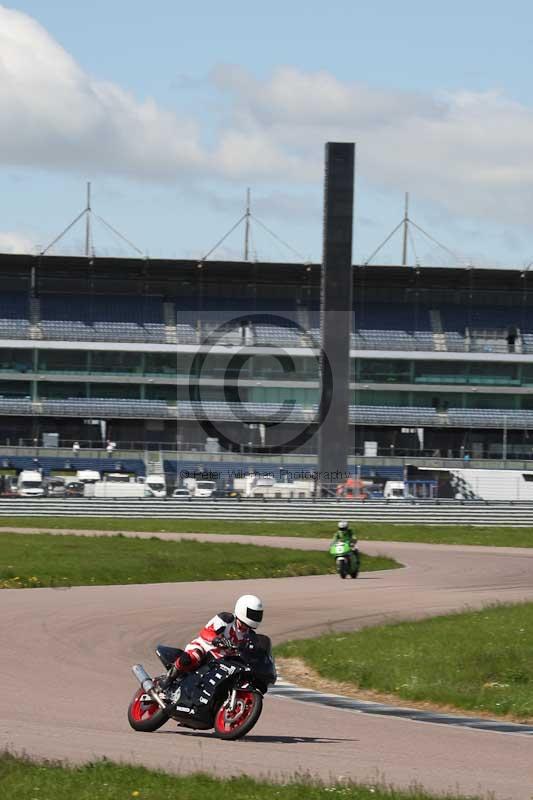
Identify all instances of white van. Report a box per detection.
[76,470,101,485]
[17,470,45,497]
[144,474,167,498]
[383,480,407,499]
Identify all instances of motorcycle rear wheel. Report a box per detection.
[214,690,263,740]
[350,553,360,579]
[127,681,169,732]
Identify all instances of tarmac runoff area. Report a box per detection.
[1,530,533,799]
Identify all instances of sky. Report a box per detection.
[1,1,533,267]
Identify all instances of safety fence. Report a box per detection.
[0,497,532,525]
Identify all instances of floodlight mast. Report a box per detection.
[244,188,251,261]
[85,182,92,258]
[364,193,463,267]
[198,189,308,265]
[402,192,409,267]
[39,182,145,258]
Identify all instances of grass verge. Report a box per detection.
[275,602,533,721]
[0,516,533,547]
[0,532,397,588]
[0,752,482,800]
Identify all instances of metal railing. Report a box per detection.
[0,497,533,523]
[1,442,533,473]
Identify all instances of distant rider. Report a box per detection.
[163,594,263,685]
[330,521,358,570]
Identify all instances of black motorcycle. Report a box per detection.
[127,635,276,740]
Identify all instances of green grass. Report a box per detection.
[0,532,397,588]
[0,752,482,800]
[1,516,533,547]
[275,602,533,720]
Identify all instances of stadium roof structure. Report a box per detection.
[0,252,530,295]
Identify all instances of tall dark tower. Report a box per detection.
[318,142,355,491]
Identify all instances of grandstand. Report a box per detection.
[0,253,533,484]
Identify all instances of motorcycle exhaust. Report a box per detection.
[131,664,166,710]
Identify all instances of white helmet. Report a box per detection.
[234,594,263,629]
[338,521,348,530]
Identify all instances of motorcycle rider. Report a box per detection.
[162,594,264,686]
[330,520,359,572]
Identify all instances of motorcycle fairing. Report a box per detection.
[170,658,243,724]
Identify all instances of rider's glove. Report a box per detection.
[213,635,234,649]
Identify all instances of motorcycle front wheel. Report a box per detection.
[336,557,348,579]
[214,690,263,740]
[127,680,170,732]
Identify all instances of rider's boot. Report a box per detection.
[160,651,198,689]
[159,665,180,691]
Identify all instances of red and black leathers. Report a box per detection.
[175,612,254,672]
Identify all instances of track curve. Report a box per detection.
[1,536,533,799]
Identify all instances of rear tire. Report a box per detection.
[214,690,263,740]
[127,682,169,732]
[350,553,360,579]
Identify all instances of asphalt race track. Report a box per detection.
[1,533,533,799]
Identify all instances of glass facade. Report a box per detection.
[0,348,32,373]
[1,347,533,412]
[91,351,142,374]
[0,379,31,398]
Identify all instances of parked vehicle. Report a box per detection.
[335,477,368,500]
[76,470,101,485]
[128,635,276,740]
[17,470,45,497]
[104,472,133,483]
[383,481,413,500]
[144,474,167,498]
[172,488,192,500]
[65,480,85,497]
[88,481,145,498]
[183,478,217,498]
[46,476,66,497]
[233,475,314,499]
[329,538,360,579]
[211,488,241,499]
[1,475,19,497]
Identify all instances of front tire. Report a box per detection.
[127,683,169,732]
[214,690,263,740]
[336,558,348,579]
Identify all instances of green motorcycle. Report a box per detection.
[329,539,360,580]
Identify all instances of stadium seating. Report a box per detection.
[349,405,440,425]
[0,292,31,339]
[4,455,145,477]
[5,288,528,356]
[41,398,171,418]
[354,302,431,331]
[39,295,166,343]
[0,399,33,414]
[447,408,533,429]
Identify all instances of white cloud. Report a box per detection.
[0,231,36,253]
[210,66,533,226]
[2,4,533,232]
[0,5,205,181]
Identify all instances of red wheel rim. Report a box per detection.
[131,688,159,722]
[215,690,255,733]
